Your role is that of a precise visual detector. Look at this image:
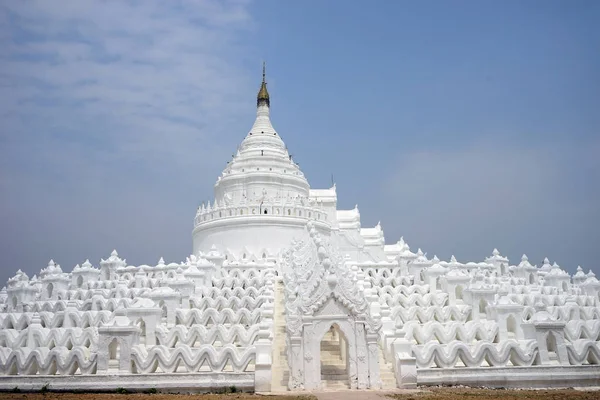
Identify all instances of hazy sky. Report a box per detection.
[1,0,599,285]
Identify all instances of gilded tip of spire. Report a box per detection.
[257,61,270,107]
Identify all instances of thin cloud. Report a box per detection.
[0,0,257,285]
[378,137,600,273]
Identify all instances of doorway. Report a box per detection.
[320,324,349,389]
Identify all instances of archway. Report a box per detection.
[562,282,568,292]
[108,338,121,371]
[546,332,558,361]
[479,298,487,318]
[506,314,517,339]
[320,324,349,389]
[11,296,17,310]
[137,319,147,345]
[455,285,463,301]
[47,283,54,299]
[529,274,534,284]
[77,275,84,288]
[158,300,167,321]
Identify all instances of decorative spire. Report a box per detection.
[257,61,270,107]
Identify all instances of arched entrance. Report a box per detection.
[506,314,517,339]
[546,332,558,362]
[108,338,121,372]
[47,283,54,299]
[136,319,147,345]
[320,324,349,389]
[455,285,463,301]
[289,298,381,390]
[283,225,384,391]
[479,298,487,316]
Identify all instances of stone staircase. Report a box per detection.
[320,330,350,390]
[270,278,290,392]
[379,346,397,389]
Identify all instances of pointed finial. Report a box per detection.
[257,62,270,107]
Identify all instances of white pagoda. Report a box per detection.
[0,67,599,392]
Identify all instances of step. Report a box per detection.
[322,382,350,389]
[321,367,347,373]
[321,359,344,363]
[322,375,348,380]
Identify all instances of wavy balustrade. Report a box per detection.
[405,320,498,344]
[176,308,262,326]
[0,327,97,349]
[381,292,448,308]
[39,311,113,329]
[189,295,268,312]
[200,286,263,299]
[375,284,431,297]
[412,340,539,368]
[211,277,267,290]
[565,320,600,341]
[156,324,259,347]
[0,312,110,330]
[565,340,600,365]
[391,305,472,324]
[0,346,97,375]
[130,344,255,374]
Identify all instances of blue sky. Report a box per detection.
[1,0,599,285]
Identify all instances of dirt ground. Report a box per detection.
[390,387,600,400]
[0,394,314,400]
[0,388,599,400]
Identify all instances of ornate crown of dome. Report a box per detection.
[212,64,310,206]
[257,62,269,107]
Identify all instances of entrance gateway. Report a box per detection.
[283,222,382,390]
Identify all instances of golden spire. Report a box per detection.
[257,61,270,107]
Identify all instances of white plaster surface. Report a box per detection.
[1,73,599,392]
